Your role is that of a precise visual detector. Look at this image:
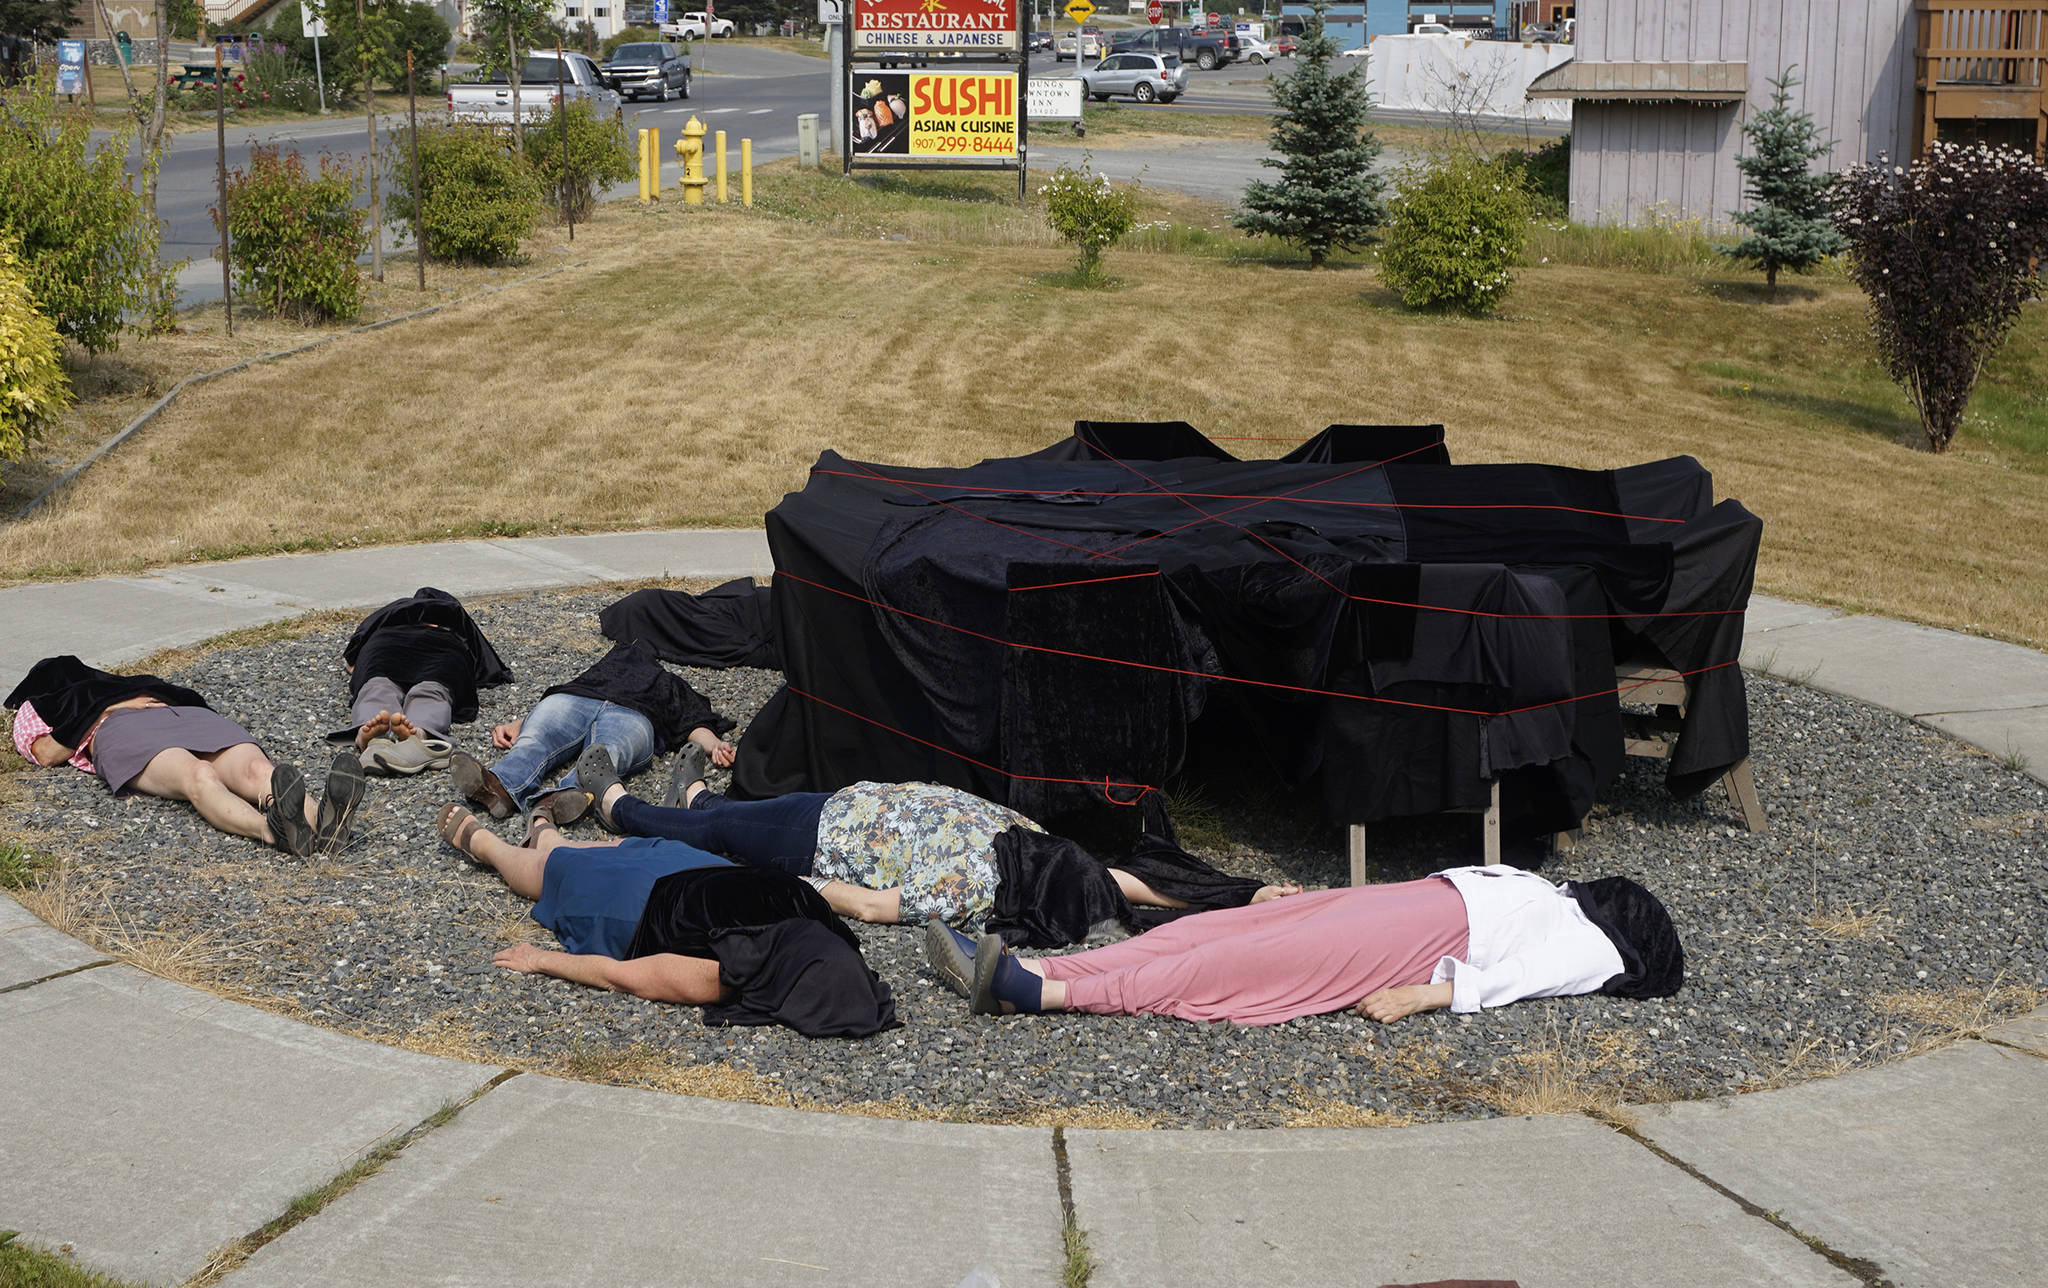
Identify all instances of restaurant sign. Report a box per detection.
[851,71,1019,158]
[853,0,1019,52]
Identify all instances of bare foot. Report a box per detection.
[388,713,420,740]
[353,711,394,750]
[1251,883,1304,904]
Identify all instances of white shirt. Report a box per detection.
[1428,865,1625,1013]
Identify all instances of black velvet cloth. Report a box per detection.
[985,821,1271,949]
[599,580,782,671]
[541,640,735,754]
[626,865,898,1038]
[342,588,511,722]
[5,656,212,747]
[735,439,1757,837]
[1568,876,1685,999]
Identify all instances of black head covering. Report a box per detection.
[1566,876,1685,999]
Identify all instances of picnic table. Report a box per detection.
[170,63,244,88]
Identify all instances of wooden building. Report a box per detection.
[1526,1,2047,228]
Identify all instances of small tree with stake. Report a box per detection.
[1829,141,2048,453]
[1231,4,1386,267]
[1724,67,1846,296]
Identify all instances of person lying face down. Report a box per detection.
[925,865,1684,1028]
[437,800,898,1038]
[331,587,512,777]
[448,639,736,825]
[574,747,1300,939]
[7,655,366,858]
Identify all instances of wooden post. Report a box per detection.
[362,0,382,281]
[408,50,424,289]
[558,38,573,239]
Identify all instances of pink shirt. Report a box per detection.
[12,698,96,773]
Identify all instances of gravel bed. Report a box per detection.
[6,586,2045,1128]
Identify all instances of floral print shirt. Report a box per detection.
[813,782,1043,928]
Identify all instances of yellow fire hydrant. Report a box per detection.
[676,117,709,206]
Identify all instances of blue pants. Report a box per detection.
[612,789,830,877]
[494,693,656,813]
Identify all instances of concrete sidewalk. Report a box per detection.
[3,528,2045,1288]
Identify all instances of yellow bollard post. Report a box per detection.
[677,116,708,205]
[741,138,753,207]
[647,126,661,201]
[716,129,728,203]
[636,129,650,202]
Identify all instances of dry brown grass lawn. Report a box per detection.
[8,165,2047,647]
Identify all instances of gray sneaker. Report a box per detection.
[365,734,441,777]
[924,916,977,1000]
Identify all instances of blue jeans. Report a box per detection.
[493,693,656,813]
[612,789,829,876]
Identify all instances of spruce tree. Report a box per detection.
[1726,67,1846,296]
[1232,5,1386,267]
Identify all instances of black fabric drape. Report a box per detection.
[1568,876,1685,999]
[627,865,897,1037]
[599,580,781,671]
[6,656,212,747]
[1279,424,1450,466]
[341,588,510,723]
[985,825,1275,948]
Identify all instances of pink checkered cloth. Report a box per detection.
[11,698,95,773]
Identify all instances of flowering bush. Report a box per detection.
[1041,161,1137,283]
[1830,142,2048,452]
[1378,153,1529,315]
[0,242,72,463]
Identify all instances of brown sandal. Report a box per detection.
[438,802,485,858]
[521,814,559,849]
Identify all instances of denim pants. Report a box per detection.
[493,693,656,813]
[612,789,829,876]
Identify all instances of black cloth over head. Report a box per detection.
[1279,424,1450,466]
[541,640,735,754]
[600,580,782,671]
[986,822,1271,949]
[1567,876,1685,999]
[341,588,510,723]
[627,865,897,1037]
[6,656,213,748]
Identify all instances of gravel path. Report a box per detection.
[7,587,2045,1128]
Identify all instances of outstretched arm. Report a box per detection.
[686,725,737,768]
[1355,981,1453,1024]
[493,943,727,1004]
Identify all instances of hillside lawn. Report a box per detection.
[4,161,2045,650]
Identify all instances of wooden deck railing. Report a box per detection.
[1918,1,2048,89]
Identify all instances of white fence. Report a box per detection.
[1363,34,1575,123]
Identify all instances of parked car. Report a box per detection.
[1272,32,1296,55]
[602,41,690,100]
[1053,27,1107,60]
[1111,23,1239,70]
[446,50,623,124]
[661,10,735,39]
[1339,42,1370,57]
[1409,21,1454,34]
[1236,32,1280,62]
[1079,51,1187,103]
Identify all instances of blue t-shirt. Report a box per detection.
[531,837,733,958]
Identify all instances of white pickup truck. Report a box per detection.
[445,50,623,124]
[660,10,735,39]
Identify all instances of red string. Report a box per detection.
[786,684,1156,806]
[1009,570,1162,593]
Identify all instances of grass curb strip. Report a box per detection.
[13,262,596,523]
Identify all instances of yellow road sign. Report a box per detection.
[1064,0,1095,20]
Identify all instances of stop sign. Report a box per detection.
[1207,9,1219,23]
[1146,0,1161,22]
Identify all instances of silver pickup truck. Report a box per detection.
[445,50,623,124]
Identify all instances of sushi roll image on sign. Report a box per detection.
[851,71,1018,157]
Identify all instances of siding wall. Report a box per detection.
[1571,0,1920,227]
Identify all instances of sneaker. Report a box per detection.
[662,744,712,809]
[969,932,1007,1016]
[313,750,367,854]
[264,764,315,858]
[924,915,977,999]
[574,746,624,831]
[365,734,441,777]
[358,731,400,776]
[418,736,454,770]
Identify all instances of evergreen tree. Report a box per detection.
[1231,5,1386,267]
[1726,67,1846,296]
[0,0,78,45]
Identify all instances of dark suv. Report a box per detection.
[1110,24,1239,70]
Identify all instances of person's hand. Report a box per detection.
[494,942,548,974]
[709,737,736,768]
[493,719,522,749]
[1355,985,1440,1024]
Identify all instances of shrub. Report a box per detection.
[1040,161,1137,283]
[601,26,664,57]
[0,243,73,463]
[0,72,178,353]
[1724,68,1845,295]
[523,100,634,222]
[1232,6,1386,266]
[387,122,543,263]
[1830,141,2048,452]
[1501,133,1568,217]
[1379,153,1529,315]
[214,143,370,322]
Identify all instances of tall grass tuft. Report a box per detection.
[1524,209,1724,275]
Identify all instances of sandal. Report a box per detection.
[521,814,559,849]
[437,802,485,859]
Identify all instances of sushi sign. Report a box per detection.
[851,71,1019,158]
[853,0,1020,52]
